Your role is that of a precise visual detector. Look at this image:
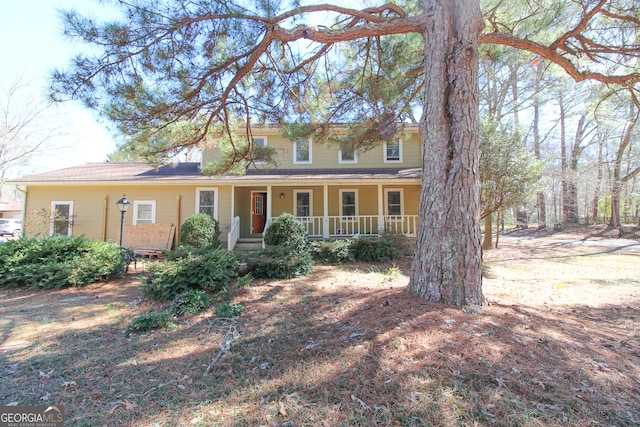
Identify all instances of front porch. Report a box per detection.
[225,181,421,251]
[294,215,418,239]
[228,214,418,250]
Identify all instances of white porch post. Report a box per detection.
[323,184,329,239]
[377,184,384,234]
[267,185,273,223]
[230,185,235,218]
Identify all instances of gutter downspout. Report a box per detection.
[102,196,108,242]
[15,186,27,238]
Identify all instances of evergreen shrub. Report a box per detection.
[243,246,314,279]
[263,213,308,254]
[0,236,124,289]
[170,289,213,316]
[351,237,398,262]
[179,213,220,249]
[125,310,175,336]
[140,249,239,301]
[309,239,354,264]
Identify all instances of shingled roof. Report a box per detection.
[8,162,421,185]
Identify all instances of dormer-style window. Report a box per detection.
[294,138,312,164]
[339,145,358,164]
[384,139,403,163]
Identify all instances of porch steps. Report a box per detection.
[233,237,264,252]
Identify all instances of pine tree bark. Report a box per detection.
[408,0,484,306]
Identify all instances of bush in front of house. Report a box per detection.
[263,213,308,254]
[243,246,314,279]
[0,236,125,289]
[140,248,239,301]
[350,236,399,262]
[309,239,355,264]
[170,289,213,316]
[179,213,220,249]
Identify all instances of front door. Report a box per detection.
[251,192,267,234]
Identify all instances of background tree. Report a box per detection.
[1,79,62,200]
[550,81,596,225]
[51,0,640,306]
[610,104,640,227]
[480,119,542,250]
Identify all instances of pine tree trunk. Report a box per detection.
[408,0,484,306]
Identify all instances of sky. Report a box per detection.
[0,0,119,176]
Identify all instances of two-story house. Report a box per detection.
[8,125,422,250]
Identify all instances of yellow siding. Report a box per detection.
[271,186,325,216]
[201,128,423,170]
[24,184,234,245]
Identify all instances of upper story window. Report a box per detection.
[339,145,358,164]
[196,188,218,219]
[252,137,267,163]
[133,200,156,225]
[384,139,403,163]
[294,138,312,164]
[51,201,73,236]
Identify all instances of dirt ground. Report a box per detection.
[1,229,639,426]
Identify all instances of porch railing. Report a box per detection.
[261,218,272,248]
[227,216,240,250]
[294,215,418,238]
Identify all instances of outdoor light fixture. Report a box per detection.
[116,194,130,247]
[280,192,285,199]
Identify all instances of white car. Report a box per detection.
[0,218,21,237]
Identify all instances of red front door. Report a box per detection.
[251,192,267,234]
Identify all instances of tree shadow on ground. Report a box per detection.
[2,266,638,426]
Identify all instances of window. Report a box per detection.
[339,145,358,164]
[384,139,402,163]
[294,138,312,164]
[252,137,267,163]
[340,190,357,216]
[294,190,312,217]
[254,194,265,215]
[133,200,156,225]
[196,188,218,219]
[51,201,73,236]
[385,189,403,216]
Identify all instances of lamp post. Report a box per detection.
[116,195,130,247]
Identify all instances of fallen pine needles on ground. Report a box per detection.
[1,236,639,426]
